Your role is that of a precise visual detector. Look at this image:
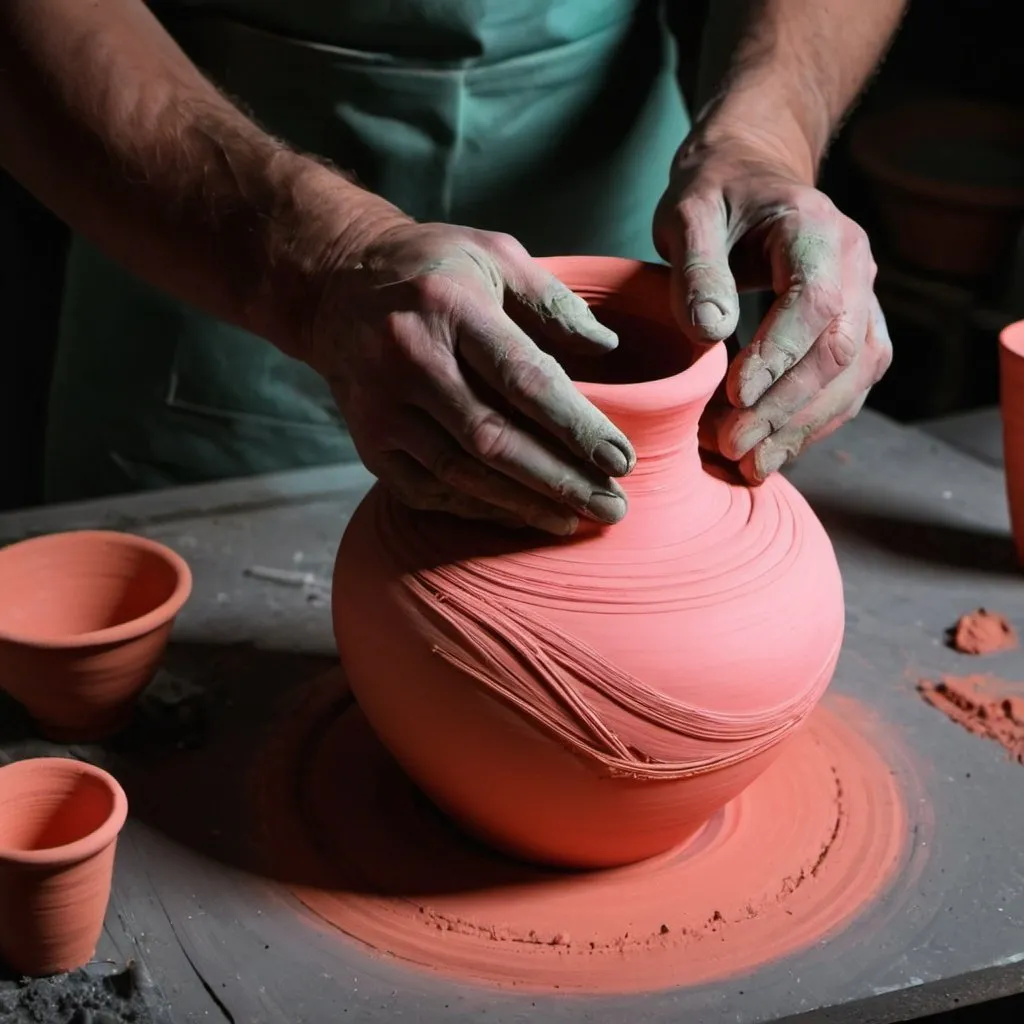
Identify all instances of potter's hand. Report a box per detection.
[654,134,893,483]
[308,220,635,534]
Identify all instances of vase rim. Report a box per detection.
[535,256,728,409]
[0,529,193,650]
[1000,319,1024,359]
[0,757,128,868]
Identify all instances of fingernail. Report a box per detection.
[691,300,725,331]
[582,308,619,349]
[739,358,775,407]
[732,421,772,459]
[531,512,579,536]
[585,490,628,524]
[757,446,788,478]
[592,440,630,476]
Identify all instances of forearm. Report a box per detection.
[0,0,407,355]
[691,0,907,180]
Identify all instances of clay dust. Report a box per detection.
[948,609,1018,655]
[917,674,1024,763]
[251,673,908,994]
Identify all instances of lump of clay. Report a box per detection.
[948,608,1018,655]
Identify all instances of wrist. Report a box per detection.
[247,152,412,359]
[690,75,826,185]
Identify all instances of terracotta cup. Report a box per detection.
[0,756,128,976]
[0,530,192,741]
[1000,321,1024,564]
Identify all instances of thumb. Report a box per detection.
[666,195,740,344]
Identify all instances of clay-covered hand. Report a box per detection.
[654,133,893,483]
[307,219,636,534]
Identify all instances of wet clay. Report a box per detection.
[333,257,845,868]
[948,609,1018,655]
[252,673,907,994]
[918,675,1024,763]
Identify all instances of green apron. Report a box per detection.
[44,0,690,502]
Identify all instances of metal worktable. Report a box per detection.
[1,407,1023,1024]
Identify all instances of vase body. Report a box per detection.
[333,257,844,869]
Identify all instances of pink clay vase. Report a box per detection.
[333,256,845,869]
[0,757,128,976]
[0,530,192,741]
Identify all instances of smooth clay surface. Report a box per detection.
[251,672,907,995]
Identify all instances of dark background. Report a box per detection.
[1,0,1022,511]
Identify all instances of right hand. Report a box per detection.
[306,221,636,535]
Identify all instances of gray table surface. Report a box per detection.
[1,408,1023,1024]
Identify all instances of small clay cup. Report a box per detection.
[0,530,192,741]
[0,756,128,976]
[1000,321,1024,564]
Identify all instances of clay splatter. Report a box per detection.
[251,674,907,994]
[947,609,1018,655]
[918,674,1024,763]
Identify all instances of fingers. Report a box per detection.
[452,298,636,480]
[374,409,582,535]
[717,300,866,461]
[735,294,893,483]
[372,450,530,529]
[663,193,740,344]
[413,353,630,524]
[726,200,873,411]
[500,248,621,356]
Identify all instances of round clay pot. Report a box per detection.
[0,756,128,976]
[999,320,1024,565]
[333,257,845,869]
[0,530,192,741]
[849,97,1024,280]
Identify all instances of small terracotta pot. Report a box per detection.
[0,756,128,976]
[1000,321,1024,564]
[850,98,1024,280]
[0,530,192,741]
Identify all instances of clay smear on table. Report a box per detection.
[918,674,1024,763]
[252,674,907,994]
[948,609,1018,655]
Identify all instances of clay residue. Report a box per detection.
[948,609,1018,655]
[251,676,908,995]
[918,674,1024,763]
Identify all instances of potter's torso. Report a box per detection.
[148,0,690,233]
[152,1,651,60]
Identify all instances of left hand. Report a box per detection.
[654,131,893,483]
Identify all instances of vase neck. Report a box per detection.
[575,340,732,544]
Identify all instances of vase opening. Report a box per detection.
[0,771,116,855]
[556,308,694,386]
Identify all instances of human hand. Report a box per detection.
[654,131,892,483]
[306,219,636,535]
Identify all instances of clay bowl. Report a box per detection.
[0,530,192,741]
[0,756,128,976]
[1000,320,1024,564]
[849,97,1024,280]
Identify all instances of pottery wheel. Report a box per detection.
[252,673,907,994]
